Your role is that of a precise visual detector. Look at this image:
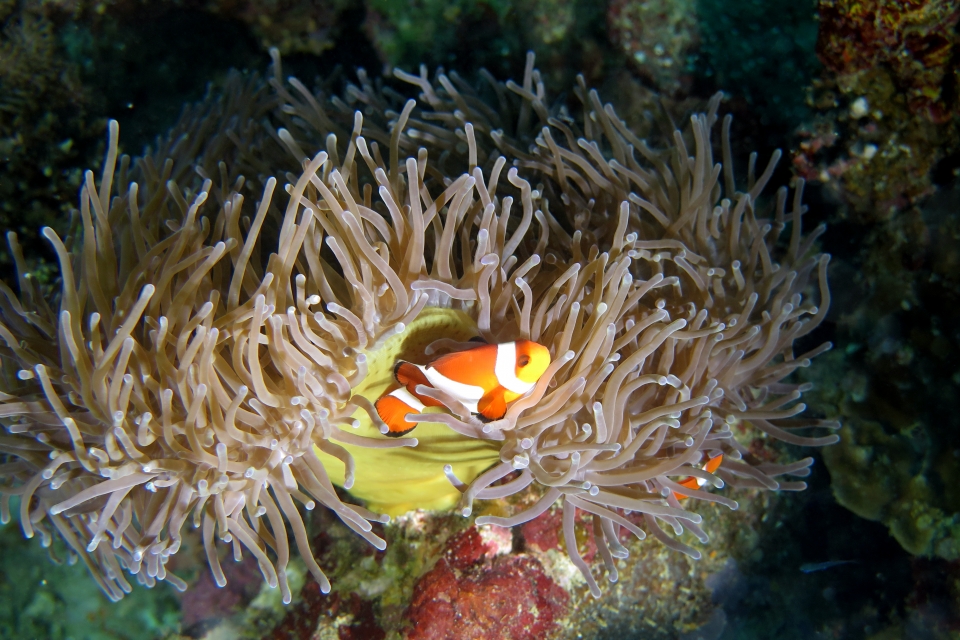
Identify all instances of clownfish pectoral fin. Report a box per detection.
[477,389,507,421]
[375,387,425,437]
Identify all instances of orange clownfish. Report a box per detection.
[672,453,723,500]
[375,340,552,437]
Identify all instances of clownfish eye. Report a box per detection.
[518,355,530,367]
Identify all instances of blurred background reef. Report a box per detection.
[1,0,959,638]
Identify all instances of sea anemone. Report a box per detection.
[0,52,836,603]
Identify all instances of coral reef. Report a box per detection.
[795,0,960,219]
[694,0,821,134]
[252,483,784,640]
[207,0,353,57]
[788,0,960,566]
[817,0,960,124]
[402,526,568,640]
[363,0,606,87]
[607,0,699,96]
[0,0,276,283]
[40,0,350,57]
[803,184,960,562]
[0,0,97,280]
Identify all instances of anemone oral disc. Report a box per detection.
[313,306,501,515]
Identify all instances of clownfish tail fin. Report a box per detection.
[376,388,422,437]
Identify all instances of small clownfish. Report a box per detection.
[375,340,552,437]
[672,453,723,500]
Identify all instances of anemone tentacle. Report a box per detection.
[0,52,835,601]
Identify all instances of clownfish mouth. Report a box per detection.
[376,339,552,436]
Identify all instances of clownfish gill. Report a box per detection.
[375,339,552,437]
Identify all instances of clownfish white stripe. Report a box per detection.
[420,365,485,405]
[494,341,536,395]
[388,387,426,412]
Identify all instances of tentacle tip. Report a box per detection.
[729,501,739,511]
[461,507,472,517]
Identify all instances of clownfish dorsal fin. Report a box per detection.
[704,453,723,474]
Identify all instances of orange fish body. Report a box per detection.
[673,453,723,500]
[375,340,551,437]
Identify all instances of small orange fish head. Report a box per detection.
[515,340,551,384]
